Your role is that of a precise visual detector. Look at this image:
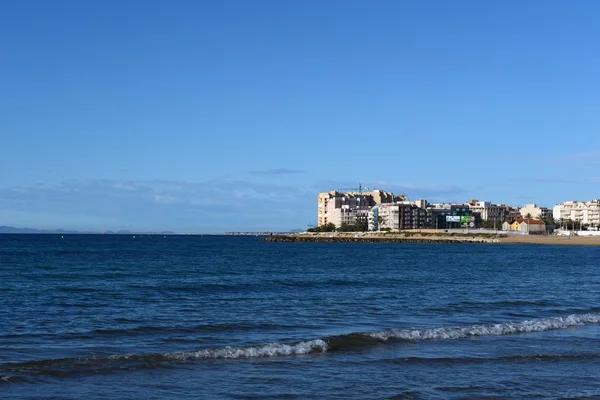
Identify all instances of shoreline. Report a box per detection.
[265,232,600,246]
[495,234,600,246]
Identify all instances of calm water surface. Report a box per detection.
[2,234,600,399]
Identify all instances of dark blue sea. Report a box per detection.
[2,234,600,399]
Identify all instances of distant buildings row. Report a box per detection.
[317,188,600,232]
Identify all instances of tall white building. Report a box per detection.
[367,202,427,231]
[553,200,600,227]
[368,203,400,231]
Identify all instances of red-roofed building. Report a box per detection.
[502,218,546,234]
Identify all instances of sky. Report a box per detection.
[2,0,600,232]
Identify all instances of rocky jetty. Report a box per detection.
[265,233,496,244]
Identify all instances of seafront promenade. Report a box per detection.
[265,232,600,246]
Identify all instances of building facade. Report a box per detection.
[318,189,396,227]
[367,202,427,231]
[469,200,507,221]
[552,200,600,227]
[519,204,553,220]
[502,218,546,234]
[426,203,474,230]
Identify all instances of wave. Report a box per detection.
[140,339,327,361]
[364,313,600,341]
[3,313,600,381]
[0,340,328,379]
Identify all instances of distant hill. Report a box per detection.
[0,226,177,235]
[106,230,177,235]
[0,226,80,234]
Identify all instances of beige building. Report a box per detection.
[318,191,341,227]
[553,200,600,227]
[519,204,552,220]
[414,199,428,209]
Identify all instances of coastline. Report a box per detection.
[495,234,600,246]
[265,232,496,244]
[265,232,600,246]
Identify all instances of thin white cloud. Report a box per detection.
[248,168,305,176]
[153,195,181,204]
[0,179,315,232]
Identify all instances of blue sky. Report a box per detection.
[2,0,600,232]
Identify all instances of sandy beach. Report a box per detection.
[496,234,600,246]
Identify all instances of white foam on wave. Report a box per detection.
[103,313,600,364]
[367,313,600,341]
[164,339,329,360]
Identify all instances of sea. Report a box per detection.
[2,234,600,399]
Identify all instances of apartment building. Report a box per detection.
[553,200,600,227]
[329,206,369,228]
[468,201,507,221]
[398,203,428,230]
[317,189,396,227]
[519,204,552,220]
[368,202,427,231]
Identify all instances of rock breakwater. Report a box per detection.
[265,234,496,244]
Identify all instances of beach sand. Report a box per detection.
[496,234,600,246]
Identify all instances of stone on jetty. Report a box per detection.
[264,234,493,244]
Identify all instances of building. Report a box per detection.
[519,204,553,221]
[525,219,546,234]
[323,194,367,227]
[318,191,338,227]
[397,203,428,230]
[468,200,507,221]
[426,203,475,230]
[414,199,428,209]
[368,204,396,231]
[317,189,397,227]
[329,206,369,229]
[502,218,546,234]
[506,207,522,220]
[368,202,427,231]
[318,191,370,227]
[553,200,600,228]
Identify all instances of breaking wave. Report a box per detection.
[3,313,600,381]
[119,339,328,361]
[364,313,600,341]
